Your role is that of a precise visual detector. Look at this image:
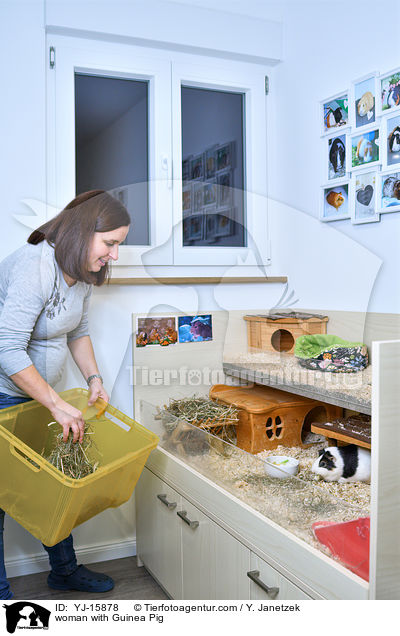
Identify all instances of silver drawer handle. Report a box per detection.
[247,570,279,598]
[157,493,177,509]
[177,510,199,529]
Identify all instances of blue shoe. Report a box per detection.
[47,564,114,593]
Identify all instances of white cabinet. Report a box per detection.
[137,446,370,600]
[136,466,313,600]
[136,468,182,598]
[214,525,250,599]
[179,497,216,599]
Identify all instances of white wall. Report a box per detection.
[265,0,400,313]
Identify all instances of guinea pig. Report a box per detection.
[382,176,400,199]
[356,137,373,162]
[311,444,371,483]
[388,126,400,153]
[326,106,344,128]
[357,91,374,119]
[329,137,345,174]
[387,85,400,108]
[326,190,344,209]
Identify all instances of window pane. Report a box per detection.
[75,73,149,245]
[181,86,245,247]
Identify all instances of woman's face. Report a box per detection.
[87,225,130,272]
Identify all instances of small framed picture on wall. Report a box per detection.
[377,67,400,117]
[378,169,400,214]
[350,72,379,130]
[350,126,380,171]
[191,154,204,180]
[327,133,348,181]
[193,182,204,212]
[182,155,192,183]
[217,170,233,208]
[321,91,349,136]
[350,169,379,224]
[216,142,234,172]
[182,185,192,216]
[205,146,217,179]
[382,113,400,170]
[203,179,217,207]
[320,181,350,222]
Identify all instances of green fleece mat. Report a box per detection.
[294,334,365,359]
[294,335,368,373]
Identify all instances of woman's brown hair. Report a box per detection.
[28,190,130,286]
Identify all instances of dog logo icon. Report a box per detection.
[2,602,50,633]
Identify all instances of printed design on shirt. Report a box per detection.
[45,280,66,320]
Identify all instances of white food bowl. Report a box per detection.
[264,455,299,479]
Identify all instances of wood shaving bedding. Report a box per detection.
[167,437,370,560]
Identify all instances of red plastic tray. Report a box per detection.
[312,517,370,581]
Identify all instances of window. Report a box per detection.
[181,86,245,248]
[75,73,149,246]
[47,36,269,269]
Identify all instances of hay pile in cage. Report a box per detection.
[43,422,99,479]
[157,396,239,455]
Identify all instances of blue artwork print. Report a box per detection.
[178,315,213,342]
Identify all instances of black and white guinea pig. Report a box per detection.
[311,444,371,483]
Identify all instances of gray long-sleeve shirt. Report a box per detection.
[0,241,92,397]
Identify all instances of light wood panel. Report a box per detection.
[110,276,287,285]
[369,340,400,600]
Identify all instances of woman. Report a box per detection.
[0,190,130,599]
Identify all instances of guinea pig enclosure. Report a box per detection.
[141,399,370,581]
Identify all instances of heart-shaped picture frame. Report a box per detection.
[356,184,374,206]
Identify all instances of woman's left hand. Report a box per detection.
[88,377,109,406]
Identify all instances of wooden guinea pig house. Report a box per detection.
[244,312,329,354]
[209,384,341,454]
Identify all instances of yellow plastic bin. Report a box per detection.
[0,388,158,546]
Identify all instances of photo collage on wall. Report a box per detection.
[182,142,236,243]
[136,315,213,347]
[320,67,400,223]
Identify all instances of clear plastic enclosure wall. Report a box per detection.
[140,400,370,580]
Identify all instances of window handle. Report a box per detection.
[161,154,173,189]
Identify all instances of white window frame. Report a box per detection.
[47,36,270,269]
[172,59,269,266]
[46,34,173,266]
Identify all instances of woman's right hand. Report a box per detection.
[51,401,85,443]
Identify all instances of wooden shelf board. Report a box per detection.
[223,363,371,415]
[108,276,288,285]
[311,424,371,449]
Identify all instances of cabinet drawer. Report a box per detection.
[249,554,312,600]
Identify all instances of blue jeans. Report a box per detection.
[0,392,77,599]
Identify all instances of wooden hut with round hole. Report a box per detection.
[244,312,329,354]
[209,384,341,454]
